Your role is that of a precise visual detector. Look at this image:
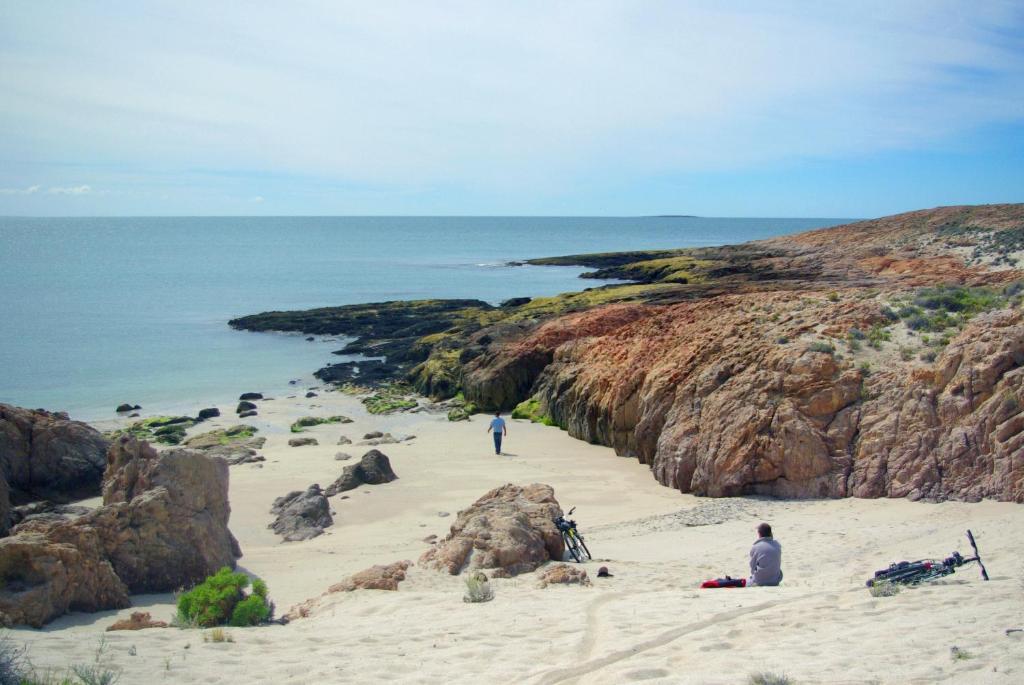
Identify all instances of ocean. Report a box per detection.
[0,216,849,420]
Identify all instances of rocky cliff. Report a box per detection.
[233,204,1024,502]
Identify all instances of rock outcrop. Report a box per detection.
[0,530,130,628]
[325,450,397,496]
[0,436,241,627]
[232,204,1024,502]
[269,485,332,541]
[419,483,563,577]
[0,404,111,535]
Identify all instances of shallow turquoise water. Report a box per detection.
[0,216,848,419]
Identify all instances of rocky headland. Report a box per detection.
[231,205,1024,502]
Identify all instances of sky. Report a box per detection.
[1,1,1022,217]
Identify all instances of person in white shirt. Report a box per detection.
[486,411,507,455]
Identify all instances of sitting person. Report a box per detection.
[748,522,783,586]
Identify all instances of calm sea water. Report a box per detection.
[0,216,848,419]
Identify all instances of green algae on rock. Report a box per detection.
[183,425,259,449]
[289,415,354,433]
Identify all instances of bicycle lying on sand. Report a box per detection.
[555,506,591,563]
[866,529,990,587]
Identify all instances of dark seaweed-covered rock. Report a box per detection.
[115,404,141,413]
[236,401,257,414]
[239,410,258,418]
[239,393,263,401]
[269,485,332,541]
[197,407,221,420]
[325,450,397,496]
[305,391,317,398]
[314,360,401,386]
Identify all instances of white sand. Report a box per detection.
[12,390,1024,684]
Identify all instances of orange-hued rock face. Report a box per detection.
[456,204,1024,502]
[521,297,1022,501]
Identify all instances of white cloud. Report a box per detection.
[46,185,92,195]
[0,1,1021,203]
[0,185,41,195]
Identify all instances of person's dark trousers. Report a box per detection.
[493,432,502,454]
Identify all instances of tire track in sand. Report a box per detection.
[531,590,836,685]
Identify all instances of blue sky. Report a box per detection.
[1,1,1022,217]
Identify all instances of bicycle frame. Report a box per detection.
[867,530,989,587]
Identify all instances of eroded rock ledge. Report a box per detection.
[232,204,1024,502]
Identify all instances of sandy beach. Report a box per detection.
[9,389,1023,685]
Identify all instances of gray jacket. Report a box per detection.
[748,537,783,586]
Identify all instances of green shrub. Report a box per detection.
[229,595,270,627]
[897,304,922,319]
[826,291,839,302]
[866,324,891,349]
[914,285,1001,315]
[463,574,494,603]
[807,341,834,355]
[176,567,272,628]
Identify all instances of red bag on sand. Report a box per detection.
[700,576,746,588]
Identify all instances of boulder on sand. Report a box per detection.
[325,450,397,496]
[236,401,257,414]
[288,437,318,447]
[419,483,563,577]
[269,485,332,541]
[285,560,411,620]
[0,436,241,627]
[197,408,220,420]
[536,564,591,588]
[239,392,263,401]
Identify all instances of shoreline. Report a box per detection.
[11,386,1024,683]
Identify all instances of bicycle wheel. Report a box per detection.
[563,531,582,563]
[576,535,592,561]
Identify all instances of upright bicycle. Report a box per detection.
[866,530,990,587]
[554,506,591,563]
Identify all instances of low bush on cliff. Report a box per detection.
[807,341,835,355]
[176,568,272,628]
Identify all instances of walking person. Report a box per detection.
[487,411,507,455]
